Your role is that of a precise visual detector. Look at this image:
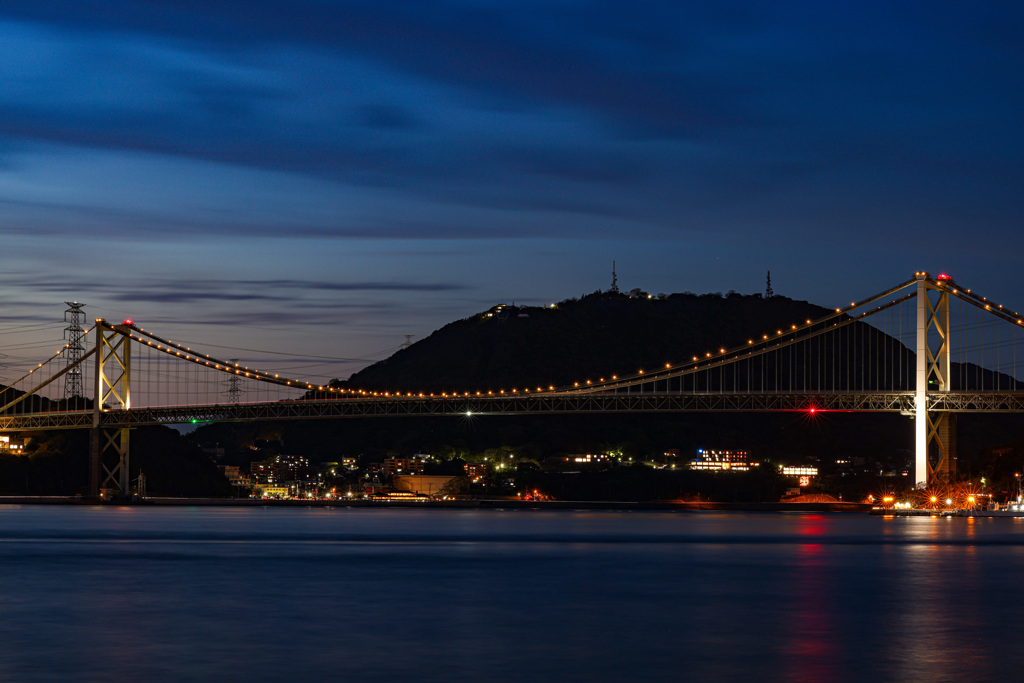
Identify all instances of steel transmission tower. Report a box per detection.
[224,359,244,403]
[63,302,86,398]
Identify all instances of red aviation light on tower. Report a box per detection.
[123,319,134,326]
[936,273,952,281]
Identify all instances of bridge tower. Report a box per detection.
[915,273,955,486]
[89,320,132,498]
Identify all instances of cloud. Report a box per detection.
[0,0,1021,316]
[0,1,767,137]
[0,1,768,183]
[354,104,420,130]
[0,274,469,305]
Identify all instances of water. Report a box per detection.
[0,506,1021,682]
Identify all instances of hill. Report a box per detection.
[341,290,847,393]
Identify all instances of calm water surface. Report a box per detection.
[0,505,1020,682]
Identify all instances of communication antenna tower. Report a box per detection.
[224,359,244,403]
[610,261,619,293]
[401,335,414,350]
[765,271,774,298]
[63,301,86,398]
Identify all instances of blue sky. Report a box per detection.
[1,1,1022,382]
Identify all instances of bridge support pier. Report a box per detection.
[915,274,955,487]
[931,412,957,481]
[90,320,132,499]
[90,426,130,498]
[88,427,99,497]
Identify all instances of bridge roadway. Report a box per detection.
[4,390,1024,431]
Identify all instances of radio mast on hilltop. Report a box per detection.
[765,271,774,298]
[610,261,619,293]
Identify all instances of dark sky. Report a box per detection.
[1,1,1021,381]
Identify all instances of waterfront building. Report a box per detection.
[688,449,760,471]
[288,480,320,499]
[259,485,290,498]
[780,466,818,476]
[392,474,467,497]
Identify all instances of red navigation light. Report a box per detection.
[807,406,816,414]
[123,319,134,326]
[936,273,952,281]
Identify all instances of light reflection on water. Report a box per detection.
[0,506,1022,682]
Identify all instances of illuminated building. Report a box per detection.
[259,485,289,498]
[249,461,273,484]
[569,453,613,464]
[780,466,818,476]
[0,436,25,454]
[392,475,467,497]
[384,458,425,477]
[288,480,320,498]
[464,462,489,482]
[248,455,314,497]
[542,453,615,471]
[366,491,430,501]
[688,449,760,471]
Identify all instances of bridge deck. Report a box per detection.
[3,391,1024,430]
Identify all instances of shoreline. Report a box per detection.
[0,496,872,512]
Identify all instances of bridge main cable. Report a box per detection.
[0,327,97,413]
[569,276,920,394]
[105,320,334,395]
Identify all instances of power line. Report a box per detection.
[172,338,404,361]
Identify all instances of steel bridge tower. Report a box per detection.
[915,273,956,486]
[89,319,132,498]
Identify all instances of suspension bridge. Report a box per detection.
[2,272,1024,498]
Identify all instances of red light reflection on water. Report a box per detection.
[796,515,827,537]
[782,518,839,682]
